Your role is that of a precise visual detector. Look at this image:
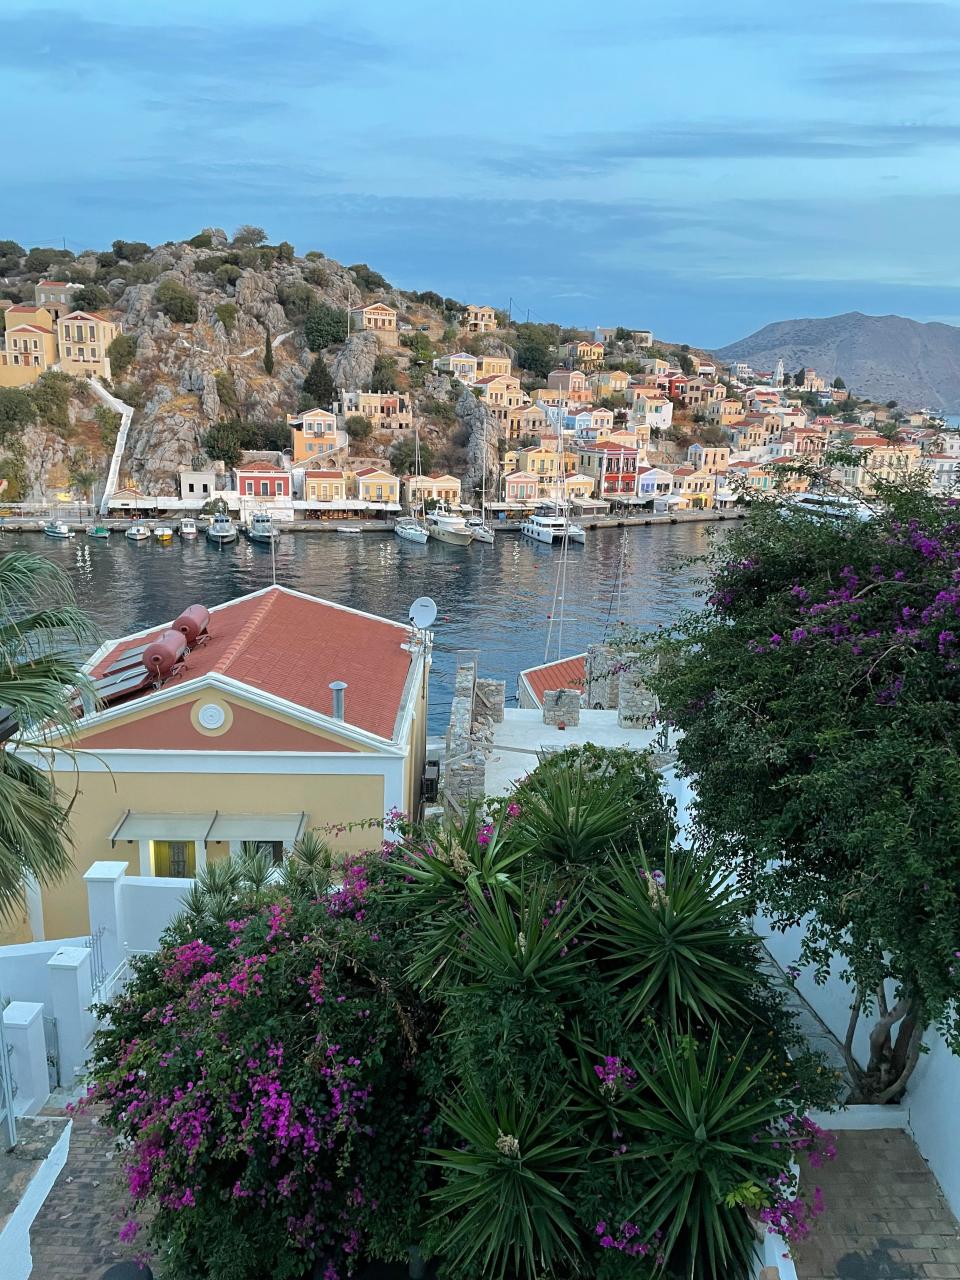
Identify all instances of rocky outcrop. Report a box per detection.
[331,332,379,390]
[456,389,502,498]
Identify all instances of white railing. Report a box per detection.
[91,378,135,515]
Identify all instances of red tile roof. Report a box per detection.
[88,586,414,741]
[305,469,346,479]
[236,461,285,473]
[520,654,586,706]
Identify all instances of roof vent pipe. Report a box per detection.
[329,681,347,721]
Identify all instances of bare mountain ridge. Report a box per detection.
[715,311,960,411]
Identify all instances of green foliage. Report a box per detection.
[194,255,225,274]
[304,302,347,350]
[111,239,150,262]
[614,326,631,341]
[123,260,161,285]
[214,302,238,334]
[0,240,24,258]
[832,376,846,389]
[106,333,137,379]
[304,249,326,261]
[414,289,444,310]
[420,395,456,425]
[187,231,214,248]
[71,283,110,310]
[232,224,268,247]
[345,414,373,441]
[0,442,28,499]
[349,261,390,291]
[214,369,240,418]
[302,355,335,409]
[276,282,314,321]
[263,328,274,375]
[515,322,559,379]
[24,247,74,273]
[203,419,290,467]
[649,489,960,1101]
[0,388,36,444]
[155,278,199,323]
[29,371,74,435]
[94,403,121,448]
[0,552,98,918]
[371,354,399,393]
[302,263,329,288]
[677,351,696,375]
[213,263,242,287]
[114,381,145,411]
[390,437,433,475]
[399,331,434,361]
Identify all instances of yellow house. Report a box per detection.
[21,586,432,941]
[339,391,413,431]
[707,398,745,427]
[560,340,605,370]
[0,307,57,387]
[57,310,119,379]
[516,444,564,481]
[434,352,479,382]
[476,374,527,424]
[287,407,341,463]
[303,468,349,504]
[404,473,462,508]
[352,466,401,506]
[507,402,550,441]
[588,369,629,397]
[350,302,397,333]
[476,354,512,378]
[461,305,497,333]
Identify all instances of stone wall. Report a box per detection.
[542,689,582,727]
[474,678,505,726]
[617,664,659,728]
[444,752,487,814]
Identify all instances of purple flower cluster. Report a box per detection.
[595,1220,664,1263]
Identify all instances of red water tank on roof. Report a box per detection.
[144,629,188,678]
[174,604,209,647]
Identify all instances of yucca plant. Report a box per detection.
[591,848,757,1030]
[620,1028,789,1279]
[277,828,334,899]
[426,1085,584,1280]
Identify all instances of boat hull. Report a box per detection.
[43,528,74,540]
[521,524,560,544]
[248,530,278,543]
[206,530,238,544]
[428,525,473,546]
[394,520,429,544]
[467,526,494,544]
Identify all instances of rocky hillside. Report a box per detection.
[0,228,517,500]
[715,312,960,411]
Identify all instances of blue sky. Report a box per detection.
[5,0,960,345]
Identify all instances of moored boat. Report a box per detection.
[154,525,174,543]
[86,525,111,540]
[426,501,473,547]
[125,523,150,542]
[394,516,429,544]
[521,511,586,545]
[178,518,199,538]
[206,513,238,545]
[466,516,494,544]
[43,520,74,540]
[338,524,362,536]
[247,512,279,544]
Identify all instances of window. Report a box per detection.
[91,348,97,360]
[187,482,195,493]
[88,325,95,341]
[245,481,253,494]
[32,339,38,351]
[65,346,72,358]
[260,481,269,495]
[202,483,209,494]
[78,347,85,359]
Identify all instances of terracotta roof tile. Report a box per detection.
[89,586,414,740]
[520,654,586,706]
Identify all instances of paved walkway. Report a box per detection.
[29,1107,155,1278]
[795,1130,960,1279]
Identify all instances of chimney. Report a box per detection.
[329,680,347,721]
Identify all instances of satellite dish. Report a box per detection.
[409,597,438,631]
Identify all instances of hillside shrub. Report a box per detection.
[194,256,225,275]
[214,303,238,334]
[345,414,373,441]
[87,749,838,1280]
[24,247,74,273]
[112,240,150,262]
[348,262,390,291]
[188,231,214,249]
[0,388,36,444]
[156,279,199,323]
[29,371,75,435]
[420,395,455,425]
[214,264,242,288]
[305,250,326,261]
[95,404,121,448]
[72,284,111,310]
[370,355,398,393]
[232,224,267,247]
[125,261,161,284]
[277,282,315,321]
[202,419,290,468]
[213,370,240,418]
[302,264,329,289]
[106,333,137,379]
[304,303,347,351]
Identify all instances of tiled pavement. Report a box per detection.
[29,1106,156,1279]
[795,1130,960,1280]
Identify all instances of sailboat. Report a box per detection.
[466,416,495,543]
[395,429,429,544]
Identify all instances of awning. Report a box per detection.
[110,811,214,845]
[206,813,307,844]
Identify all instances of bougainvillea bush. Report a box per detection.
[88,750,838,1280]
[648,484,960,1103]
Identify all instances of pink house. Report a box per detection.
[234,461,291,499]
[504,470,539,502]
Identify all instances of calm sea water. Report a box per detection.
[21,523,723,732]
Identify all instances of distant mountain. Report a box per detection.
[715,312,960,411]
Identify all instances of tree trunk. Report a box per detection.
[846,988,926,1103]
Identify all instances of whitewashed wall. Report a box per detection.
[120,876,193,952]
[0,939,86,1013]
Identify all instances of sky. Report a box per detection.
[5,0,960,346]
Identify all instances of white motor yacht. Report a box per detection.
[206,513,238,545]
[125,523,150,542]
[426,501,473,547]
[521,512,585,545]
[178,518,199,537]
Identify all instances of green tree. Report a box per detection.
[232,224,267,247]
[0,388,36,444]
[213,263,241,287]
[111,240,150,262]
[886,399,898,409]
[793,367,806,386]
[304,303,347,351]
[263,328,274,375]
[24,247,74,273]
[345,414,373,441]
[72,283,111,310]
[187,231,214,249]
[349,262,390,291]
[215,302,238,334]
[0,240,24,258]
[276,240,294,263]
[614,325,632,341]
[106,333,138,379]
[370,355,398,393]
[302,355,335,409]
[648,486,960,1102]
[390,436,433,475]
[30,372,74,434]
[677,351,695,375]
[94,404,121,448]
[0,552,98,919]
[515,322,558,379]
[832,376,846,389]
[155,278,199,323]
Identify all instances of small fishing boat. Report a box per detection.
[206,513,238,545]
[43,520,74,540]
[178,518,199,538]
[86,525,111,540]
[338,524,362,536]
[465,516,494,544]
[394,516,429,544]
[426,501,473,547]
[125,523,150,542]
[247,512,279,544]
[154,525,174,543]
